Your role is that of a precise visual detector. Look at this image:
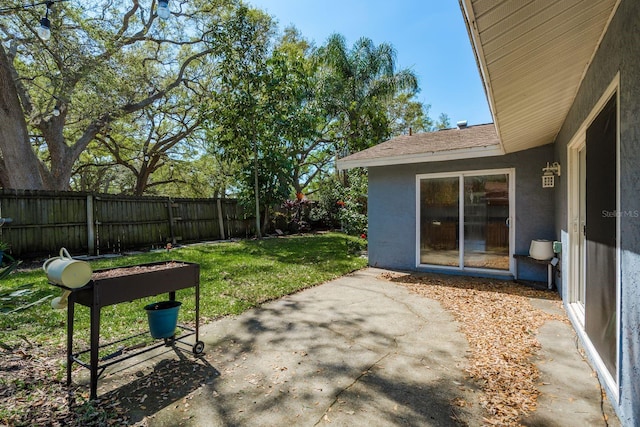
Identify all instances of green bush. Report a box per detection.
[309,171,368,236]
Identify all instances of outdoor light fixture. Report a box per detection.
[0,0,69,41]
[157,0,170,20]
[0,0,69,40]
[52,105,60,116]
[37,2,53,41]
[542,162,561,188]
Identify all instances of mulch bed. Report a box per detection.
[380,272,566,426]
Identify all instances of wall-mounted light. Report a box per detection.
[157,0,170,20]
[542,161,561,188]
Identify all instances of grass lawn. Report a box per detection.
[0,233,368,352]
[0,233,367,425]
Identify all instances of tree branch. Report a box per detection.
[146,178,186,188]
[122,48,214,114]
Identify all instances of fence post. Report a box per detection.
[216,198,225,240]
[167,197,176,245]
[86,194,95,255]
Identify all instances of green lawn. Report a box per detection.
[0,233,368,352]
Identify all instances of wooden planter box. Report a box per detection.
[72,261,200,308]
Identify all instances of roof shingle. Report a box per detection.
[343,123,499,161]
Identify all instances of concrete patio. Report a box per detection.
[93,268,619,426]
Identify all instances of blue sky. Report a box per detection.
[246,0,493,127]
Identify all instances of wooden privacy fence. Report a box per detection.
[0,190,254,257]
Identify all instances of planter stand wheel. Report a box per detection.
[164,336,175,346]
[193,341,205,355]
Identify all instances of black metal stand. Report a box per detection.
[59,261,202,399]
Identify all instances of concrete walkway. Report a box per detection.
[95,268,618,426]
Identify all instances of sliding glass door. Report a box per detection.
[463,175,510,270]
[418,170,512,272]
[419,177,460,266]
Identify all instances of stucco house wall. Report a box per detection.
[350,0,638,423]
[368,144,555,281]
[553,0,640,423]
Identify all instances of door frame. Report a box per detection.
[568,140,587,322]
[415,168,515,275]
[566,73,620,398]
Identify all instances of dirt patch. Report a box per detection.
[92,262,187,280]
[380,272,566,427]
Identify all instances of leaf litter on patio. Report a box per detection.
[379,272,566,427]
[0,338,217,426]
[0,341,128,426]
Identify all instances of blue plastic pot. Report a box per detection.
[144,300,182,339]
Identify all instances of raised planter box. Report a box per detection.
[72,261,199,307]
[63,260,202,399]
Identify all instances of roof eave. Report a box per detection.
[337,144,505,170]
[459,0,620,154]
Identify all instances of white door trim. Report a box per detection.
[565,73,620,399]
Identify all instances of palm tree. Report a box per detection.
[317,34,419,156]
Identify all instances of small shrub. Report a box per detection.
[345,236,368,255]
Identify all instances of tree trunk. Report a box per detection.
[0,44,45,190]
[41,116,77,190]
[134,163,153,196]
[261,206,270,236]
[253,140,262,239]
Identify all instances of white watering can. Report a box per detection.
[43,248,93,309]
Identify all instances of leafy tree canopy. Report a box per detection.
[0,0,240,190]
[1,0,451,220]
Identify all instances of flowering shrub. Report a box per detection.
[280,198,311,233]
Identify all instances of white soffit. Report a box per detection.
[461,0,619,153]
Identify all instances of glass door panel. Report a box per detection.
[419,177,459,266]
[463,174,510,270]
